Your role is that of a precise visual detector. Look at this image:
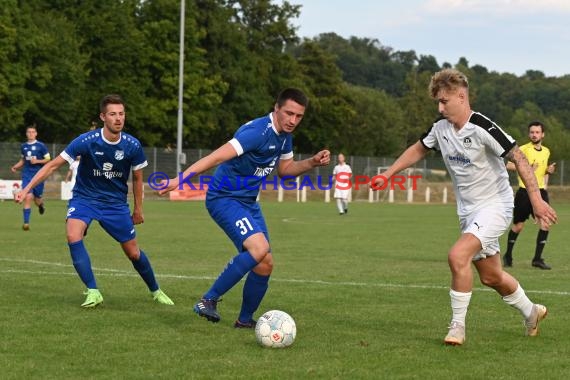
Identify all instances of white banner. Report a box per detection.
[0,179,22,200]
[61,181,73,200]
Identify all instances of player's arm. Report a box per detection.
[277,149,330,177]
[505,161,516,171]
[374,141,428,187]
[30,153,51,165]
[131,169,144,224]
[11,158,24,172]
[505,145,557,227]
[14,156,67,203]
[158,142,238,195]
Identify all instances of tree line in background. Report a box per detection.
[2,0,570,160]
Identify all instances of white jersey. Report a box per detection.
[420,112,515,217]
[333,163,352,199]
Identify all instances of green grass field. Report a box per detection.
[1,199,569,379]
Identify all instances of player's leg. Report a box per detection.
[335,198,344,214]
[198,232,267,320]
[99,205,173,305]
[20,175,33,230]
[532,189,551,269]
[22,193,33,230]
[342,197,348,214]
[237,212,272,327]
[196,199,268,323]
[32,183,45,215]
[66,202,101,307]
[475,256,547,336]
[444,233,480,345]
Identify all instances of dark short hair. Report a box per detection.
[276,88,308,108]
[100,94,125,113]
[527,121,544,132]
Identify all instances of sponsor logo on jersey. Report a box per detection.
[254,167,275,177]
[447,154,471,165]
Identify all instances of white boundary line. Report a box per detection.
[2,257,569,296]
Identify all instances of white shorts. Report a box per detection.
[460,205,513,261]
[334,188,350,199]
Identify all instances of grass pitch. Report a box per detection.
[1,199,569,379]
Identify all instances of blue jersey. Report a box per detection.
[207,113,293,201]
[20,140,50,179]
[61,128,147,205]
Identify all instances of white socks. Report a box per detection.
[502,284,534,319]
[450,289,472,325]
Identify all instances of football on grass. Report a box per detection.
[255,310,296,348]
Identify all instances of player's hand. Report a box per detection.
[157,177,180,196]
[10,166,17,173]
[132,210,144,225]
[312,150,330,167]
[14,190,27,204]
[532,200,557,230]
[547,162,556,174]
[371,172,389,191]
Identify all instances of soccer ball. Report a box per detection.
[255,310,296,348]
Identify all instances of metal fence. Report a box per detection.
[1,142,568,202]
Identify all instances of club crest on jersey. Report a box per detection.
[463,137,472,148]
[114,150,125,160]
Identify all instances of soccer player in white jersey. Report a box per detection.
[374,69,557,345]
[159,88,330,328]
[11,124,51,230]
[332,153,352,215]
[15,94,174,308]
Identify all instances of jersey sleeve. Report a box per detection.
[280,134,293,160]
[39,143,51,160]
[481,125,515,157]
[420,125,440,151]
[61,136,86,164]
[230,124,265,156]
[131,143,148,171]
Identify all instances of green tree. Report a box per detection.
[0,0,29,140]
[344,85,407,156]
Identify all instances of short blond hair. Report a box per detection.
[429,69,469,99]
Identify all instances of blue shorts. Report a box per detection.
[22,174,44,198]
[66,198,136,243]
[206,197,269,252]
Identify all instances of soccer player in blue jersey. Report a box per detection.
[159,88,330,328]
[11,125,51,231]
[15,94,174,308]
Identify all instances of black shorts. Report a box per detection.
[513,188,549,224]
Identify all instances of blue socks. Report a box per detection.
[23,208,31,224]
[68,240,97,289]
[131,250,159,292]
[204,251,258,300]
[69,242,159,292]
[239,271,270,323]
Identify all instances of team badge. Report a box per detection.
[463,137,472,148]
[114,150,125,160]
